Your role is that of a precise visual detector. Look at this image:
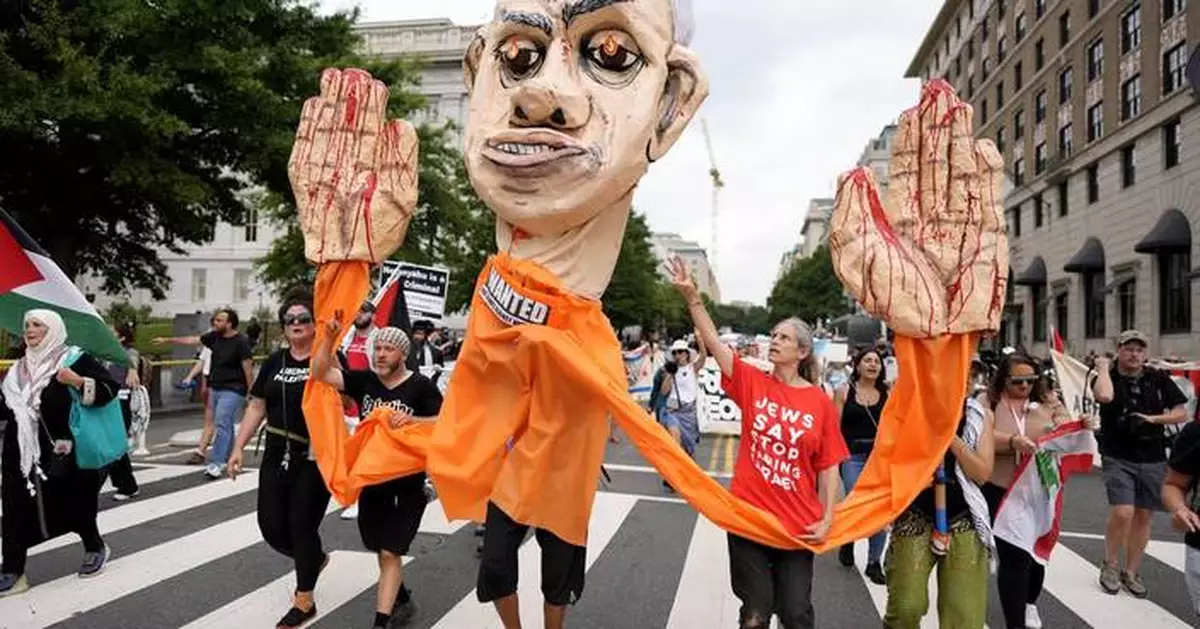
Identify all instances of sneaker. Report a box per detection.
[389,600,417,627]
[1025,604,1043,629]
[864,562,886,585]
[113,489,140,502]
[838,545,855,567]
[474,524,485,537]
[277,604,316,628]
[79,545,110,577]
[1121,571,1148,598]
[203,464,223,480]
[341,504,359,520]
[1098,564,1120,594]
[0,573,28,597]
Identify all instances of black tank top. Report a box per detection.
[841,383,886,455]
[911,413,971,521]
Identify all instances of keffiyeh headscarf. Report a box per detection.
[2,310,70,491]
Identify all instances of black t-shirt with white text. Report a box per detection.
[1167,422,1200,549]
[343,369,443,419]
[250,349,312,451]
[201,331,254,393]
[1098,367,1188,462]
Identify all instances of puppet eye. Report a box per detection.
[583,30,643,84]
[495,35,544,82]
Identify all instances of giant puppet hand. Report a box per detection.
[829,79,1008,337]
[289,68,419,264]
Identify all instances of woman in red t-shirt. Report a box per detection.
[668,258,848,629]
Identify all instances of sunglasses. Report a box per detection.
[1008,376,1038,385]
[283,313,313,326]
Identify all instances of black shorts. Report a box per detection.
[476,501,586,607]
[728,533,815,629]
[357,473,427,555]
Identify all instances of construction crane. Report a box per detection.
[700,118,724,273]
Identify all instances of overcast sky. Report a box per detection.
[321,0,943,305]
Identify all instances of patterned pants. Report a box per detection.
[882,511,988,629]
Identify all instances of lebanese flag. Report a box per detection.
[992,422,1095,565]
[0,207,126,365]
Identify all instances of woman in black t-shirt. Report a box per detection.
[228,292,330,629]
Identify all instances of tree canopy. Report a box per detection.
[0,0,431,298]
[767,245,851,325]
[603,211,665,331]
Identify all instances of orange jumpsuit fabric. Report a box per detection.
[306,255,976,552]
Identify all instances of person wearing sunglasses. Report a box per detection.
[227,290,332,628]
[982,353,1066,629]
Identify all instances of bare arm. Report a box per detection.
[690,330,709,371]
[1164,468,1193,513]
[1150,404,1189,425]
[185,359,204,382]
[232,397,268,452]
[953,408,995,485]
[154,335,202,347]
[1092,359,1114,403]
[241,358,254,392]
[311,321,345,392]
[668,256,734,378]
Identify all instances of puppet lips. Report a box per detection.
[483,132,587,168]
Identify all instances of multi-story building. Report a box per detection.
[907,0,1198,357]
[799,198,836,260]
[651,232,722,303]
[80,18,480,318]
[857,123,900,196]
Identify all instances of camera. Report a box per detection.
[664,362,679,375]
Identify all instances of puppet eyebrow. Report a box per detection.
[500,10,554,36]
[563,0,631,26]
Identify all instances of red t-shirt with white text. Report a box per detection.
[346,333,372,372]
[722,358,848,537]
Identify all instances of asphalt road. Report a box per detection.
[0,412,1195,628]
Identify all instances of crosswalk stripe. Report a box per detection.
[29,469,259,557]
[418,497,468,535]
[100,463,196,492]
[665,515,740,628]
[177,551,387,629]
[430,492,638,629]
[1042,541,1192,628]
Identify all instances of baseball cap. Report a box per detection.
[1117,329,1148,347]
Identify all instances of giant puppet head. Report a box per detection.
[461,0,708,297]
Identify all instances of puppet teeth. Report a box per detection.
[495,143,553,155]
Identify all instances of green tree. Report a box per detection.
[767,245,850,324]
[0,0,423,298]
[602,212,663,331]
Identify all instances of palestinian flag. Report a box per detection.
[370,263,413,334]
[0,207,126,365]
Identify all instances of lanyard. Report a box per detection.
[1007,399,1028,436]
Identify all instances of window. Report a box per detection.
[1035,38,1046,70]
[997,126,1006,153]
[955,15,962,38]
[1036,0,1047,19]
[1164,43,1187,94]
[1034,194,1045,227]
[1088,0,1101,19]
[982,99,989,122]
[1055,292,1070,341]
[968,38,975,61]
[191,269,207,302]
[1014,156,1026,185]
[1032,285,1048,342]
[969,0,975,19]
[1058,180,1070,217]
[1119,279,1137,331]
[1163,0,1184,22]
[1009,204,1022,237]
[1121,75,1142,120]
[981,17,989,41]
[1085,271,1106,338]
[997,82,1006,108]
[1035,89,1048,123]
[1087,39,1104,82]
[234,269,252,302]
[1159,251,1192,333]
[1015,61,1024,90]
[243,207,258,242]
[1164,118,1181,169]
[998,0,1007,17]
[983,56,993,78]
[1035,142,1048,174]
[1015,108,1026,138]
[955,57,962,78]
[1016,12,1028,41]
[1087,102,1104,142]
[1060,11,1071,45]
[1087,163,1100,203]
[968,75,976,99]
[1059,123,1074,157]
[1121,144,1136,187]
[997,36,1008,62]
[1059,67,1074,103]
[1121,5,1142,53]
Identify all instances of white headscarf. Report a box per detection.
[2,309,70,489]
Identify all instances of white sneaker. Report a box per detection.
[1025,604,1043,629]
[340,504,359,520]
[203,464,223,479]
[112,489,139,502]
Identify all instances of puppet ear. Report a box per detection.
[647,45,709,162]
[463,27,488,94]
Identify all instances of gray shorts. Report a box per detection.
[1187,546,1200,618]
[1101,456,1166,510]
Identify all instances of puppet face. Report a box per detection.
[463,0,707,236]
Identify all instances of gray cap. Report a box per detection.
[1117,329,1148,347]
